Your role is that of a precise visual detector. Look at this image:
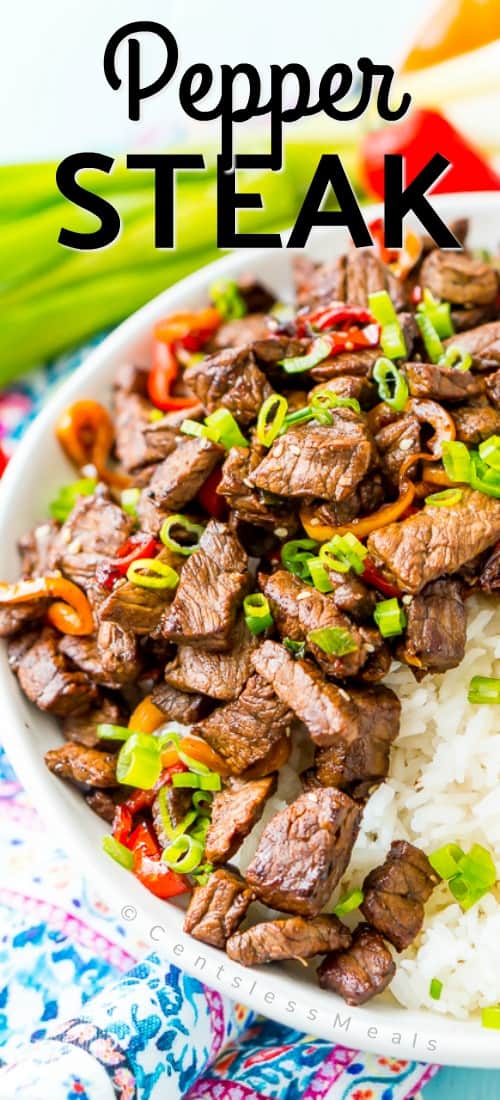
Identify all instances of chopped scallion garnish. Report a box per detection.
[441,440,471,484]
[417,288,454,339]
[468,676,500,705]
[478,435,500,473]
[281,538,318,581]
[243,592,274,635]
[162,834,205,874]
[424,488,463,508]
[333,888,364,916]
[279,336,332,373]
[210,279,246,321]
[372,357,409,411]
[307,625,357,656]
[121,487,141,517]
[415,312,444,363]
[439,345,472,372]
[102,835,134,869]
[49,478,98,523]
[373,597,406,638]
[127,557,179,590]
[256,393,288,447]
[307,557,334,593]
[368,291,407,360]
[283,637,306,659]
[116,732,162,789]
[429,978,443,1001]
[160,514,204,556]
[482,1006,500,1030]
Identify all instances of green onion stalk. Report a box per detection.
[0,132,362,385]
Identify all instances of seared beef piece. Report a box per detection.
[227,914,351,966]
[85,789,121,823]
[260,570,371,679]
[237,275,275,314]
[7,630,41,673]
[485,369,500,409]
[165,614,258,701]
[194,673,292,776]
[18,520,59,577]
[361,840,438,951]
[249,413,374,502]
[218,444,297,536]
[49,493,134,589]
[309,375,377,410]
[328,570,376,623]
[152,786,193,847]
[317,924,395,1006]
[252,641,400,757]
[302,473,385,532]
[293,254,346,309]
[310,347,379,382]
[443,322,500,371]
[452,304,496,332]
[375,415,421,487]
[360,636,392,685]
[345,250,406,311]
[113,362,150,397]
[150,680,209,723]
[211,313,270,350]
[398,311,419,358]
[185,346,272,426]
[368,489,500,594]
[479,543,500,590]
[403,362,483,403]
[96,621,140,684]
[62,696,125,749]
[45,742,117,787]
[453,403,500,444]
[58,632,138,688]
[162,521,249,651]
[313,681,400,795]
[114,389,179,474]
[246,787,361,917]
[400,578,466,674]
[419,251,498,307]
[0,596,48,638]
[205,774,277,863]
[15,628,97,716]
[99,547,183,635]
[137,437,223,532]
[252,335,309,368]
[183,868,253,948]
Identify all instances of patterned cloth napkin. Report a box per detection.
[0,349,438,1099]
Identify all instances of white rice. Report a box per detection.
[234,594,500,1019]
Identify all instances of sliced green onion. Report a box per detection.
[96,723,133,742]
[468,676,500,705]
[116,732,161,789]
[320,533,367,576]
[243,592,273,635]
[210,279,246,321]
[279,336,332,374]
[121,487,141,517]
[417,289,454,339]
[469,453,500,499]
[458,844,496,890]
[127,557,179,589]
[307,557,334,593]
[192,790,213,814]
[102,835,134,869]
[191,862,215,885]
[172,771,222,791]
[158,730,211,775]
[310,390,361,416]
[204,408,248,449]
[307,626,358,656]
[157,786,198,842]
[429,843,465,880]
[373,357,409,411]
[162,834,204,874]
[282,637,306,659]
[181,418,218,441]
[318,545,351,574]
[416,313,444,363]
[281,538,318,581]
[482,1006,500,1030]
[160,514,204,556]
[49,477,98,523]
[368,290,406,359]
[333,888,364,917]
[256,393,288,447]
[280,406,316,430]
[424,488,463,508]
[441,440,471,483]
[189,816,211,844]
[429,978,443,1001]
[439,346,472,372]
[149,408,165,422]
[373,597,407,638]
[479,435,500,472]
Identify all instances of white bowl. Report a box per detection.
[1,193,499,1068]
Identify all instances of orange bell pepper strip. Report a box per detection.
[177,734,230,776]
[55,400,130,489]
[0,576,94,636]
[300,452,423,542]
[128,695,166,735]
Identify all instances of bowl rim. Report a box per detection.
[2,191,500,1068]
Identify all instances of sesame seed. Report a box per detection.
[274,527,288,538]
[338,688,351,701]
[296,592,310,600]
[402,594,413,606]
[308,517,320,526]
[289,446,301,457]
[399,438,414,452]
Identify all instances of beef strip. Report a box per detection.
[211,313,271,349]
[96,621,140,684]
[317,923,395,1006]
[251,335,309,369]
[162,520,249,651]
[193,673,292,776]
[485,368,500,409]
[205,774,277,863]
[374,415,421,487]
[184,346,273,425]
[452,403,500,444]
[360,840,438,951]
[227,914,351,966]
[49,493,134,588]
[150,680,209,723]
[183,867,253,948]
[260,570,371,678]
[345,250,406,311]
[292,254,346,309]
[7,630,39,673]
[85,789,122,824]
[443,322,500,371]
[62,695,125,748]
[15,627,97,716]
[368,489,500,594]
[218,444,297,536]
[248,413,374,502]
[310,347,379,382]
[400,578,466,674]
[309,375,377,410]
[152,786,193,847]
[301,473,385,532]
[451,303,497,332]
[45,742,117,787]
[419,251,498,306]
[164,614,258,701]
[328,570,376,623]
[113,388,183,474]
[137,436,223,532]
[245,787,361,916]
[479,543,500,591]
[237,275,275,314]
[99,547,184,634]
[58,631,138,688]
[0,595,48,638]
[403,362,483,402]
[18,520,59,577]
[313,683,400,796]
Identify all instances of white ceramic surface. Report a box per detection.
[1,193,499,1068]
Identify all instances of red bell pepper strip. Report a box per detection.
[130,822,189,899]
[367,218,399,265]
[148,308,221,412]
[148,341,200,413]
[362,557,402,599]
[361,108,500,201]
[197,465,227,519]
[96,534,161,590]
[297,305,375,335]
